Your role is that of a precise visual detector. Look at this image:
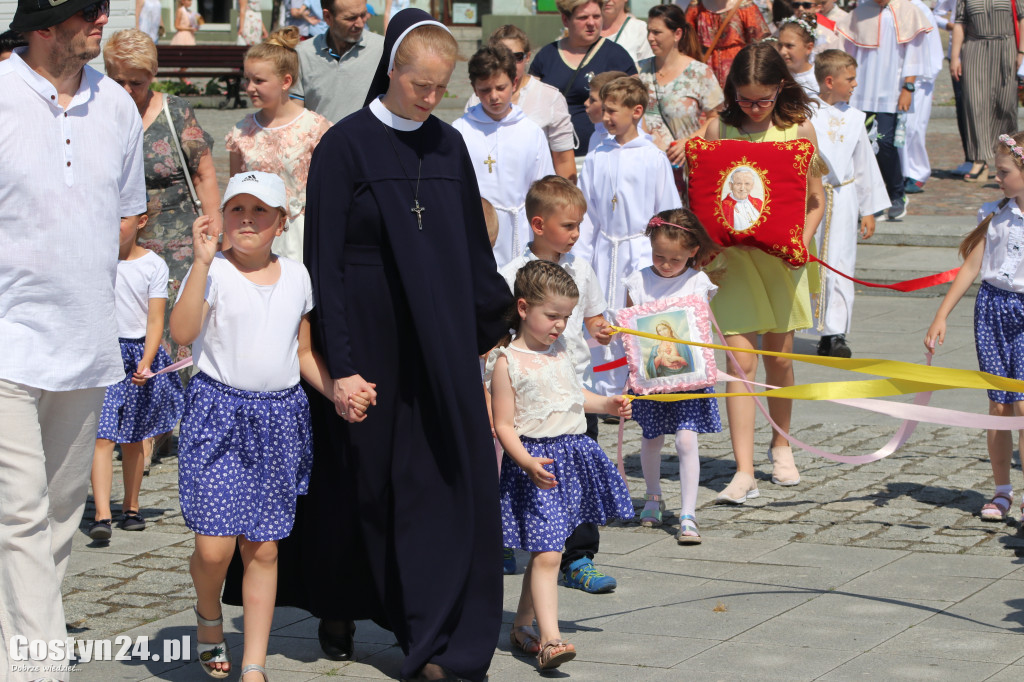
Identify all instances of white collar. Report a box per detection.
[465,102,525,126]
[370,96,423,131]
[9,49,99,113]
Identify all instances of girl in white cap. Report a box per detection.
[169,170,349,681]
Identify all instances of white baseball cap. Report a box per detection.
[221,171,287,211]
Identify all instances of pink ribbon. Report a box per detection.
[138,357,193,379]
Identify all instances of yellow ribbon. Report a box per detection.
[610,325,1024,400]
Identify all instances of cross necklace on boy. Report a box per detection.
[382,124,426,230]
[484,129,499,174]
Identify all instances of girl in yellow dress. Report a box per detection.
[700,42,825,504]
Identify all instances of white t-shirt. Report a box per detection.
[115,251,169,338]
[623,266,718,306]
[183,253,313,392]
[792,67,819,97]
[500,248,607,383]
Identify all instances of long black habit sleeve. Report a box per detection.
[244,105,512,681]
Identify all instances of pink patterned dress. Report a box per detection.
[225,108,331,262]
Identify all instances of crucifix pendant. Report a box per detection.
[411,199,425,230]
[484,155,496,173]
[611,194,618,212]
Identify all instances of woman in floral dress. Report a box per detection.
[686,0,769,87]
[103,29,220,361]
[237,0,268,46]
[639,4,724,195]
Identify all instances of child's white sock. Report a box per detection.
[640,436,665,511]
[676,429,700,518]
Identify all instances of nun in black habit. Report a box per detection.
[223,10,513,682]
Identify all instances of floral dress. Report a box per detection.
[237,0,266,46]
[225,109,331,263]
[638,58,724,150]
[685,0,769,87]
[137,94,214,360]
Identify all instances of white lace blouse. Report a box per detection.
[486,340,587,438]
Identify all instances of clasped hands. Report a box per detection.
[332,374,377,423]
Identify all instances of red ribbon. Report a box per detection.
[809,254,960,293]
[593,357,628,372]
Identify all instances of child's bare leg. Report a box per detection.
[529,551,562,643]
[91,439,115,520]
[723,332,758,476]
[239,538,278,679]
[988,401,1014,486]
[762,331,795,446]
[190,534,236,674]
[120,442,146,514]
[513,558,536,628]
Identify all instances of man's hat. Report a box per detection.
[11,0,97,32]
[221,171,288,211]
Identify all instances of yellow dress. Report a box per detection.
[708,122,814,336]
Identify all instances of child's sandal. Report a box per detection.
[509,625,541,655]
[639,493,665,527]
[676,514,702,545]
[537,639,576,670]
[980,493,1013,521]
[241,663,269,681]
[195,605,231,679]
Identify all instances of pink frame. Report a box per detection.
[616,295,717,394]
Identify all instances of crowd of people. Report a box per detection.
[3,0,1024,681]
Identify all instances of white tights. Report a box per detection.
[639,430,700,518]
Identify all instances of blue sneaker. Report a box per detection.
[561,558,616,593]
[503,547,517,575]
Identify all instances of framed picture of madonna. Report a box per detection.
[616,294,717,395]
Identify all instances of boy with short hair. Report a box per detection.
[810,50,890,358]
[454,45,554,268]
[584,70,629,154]
[498,175,618,594]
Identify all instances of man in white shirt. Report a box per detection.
[0,0,146,678]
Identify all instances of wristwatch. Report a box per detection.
[902,82,916,92]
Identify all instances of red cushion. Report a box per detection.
[684,137,815,267]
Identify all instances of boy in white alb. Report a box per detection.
[899,0,943,194]
[809,50,890,358]
[577,76,680,396]
[498,174,619,595]
[454,45,554,268]
[835,0,932,221]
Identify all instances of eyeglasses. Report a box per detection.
[735,86,781,109]
[511,51,526,62]
[791,2,817,8]
[80,0,110,22]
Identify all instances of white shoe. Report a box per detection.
[768,445,801,486]
[715,471,760,504]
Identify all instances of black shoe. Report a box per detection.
[318,619,355,661]
[829,334,852,358]
[118,511,146,531]
[88,519,112,540]
[817,336,834,356]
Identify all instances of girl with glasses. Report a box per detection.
[700,42,826,505]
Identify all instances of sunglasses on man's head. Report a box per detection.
[511,51,526,62]
[80,0,110,22]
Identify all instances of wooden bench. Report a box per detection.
[156,44,249,109]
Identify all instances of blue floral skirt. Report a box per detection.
[178,372,312,541]
[975,282,1024,404]
[500,433,634,552]
[630,387,722,440]
[96,338,184,443]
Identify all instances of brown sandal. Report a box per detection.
[509,625,540,655]
[537,639,576,669]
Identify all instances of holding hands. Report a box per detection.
[333,374,377,423]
